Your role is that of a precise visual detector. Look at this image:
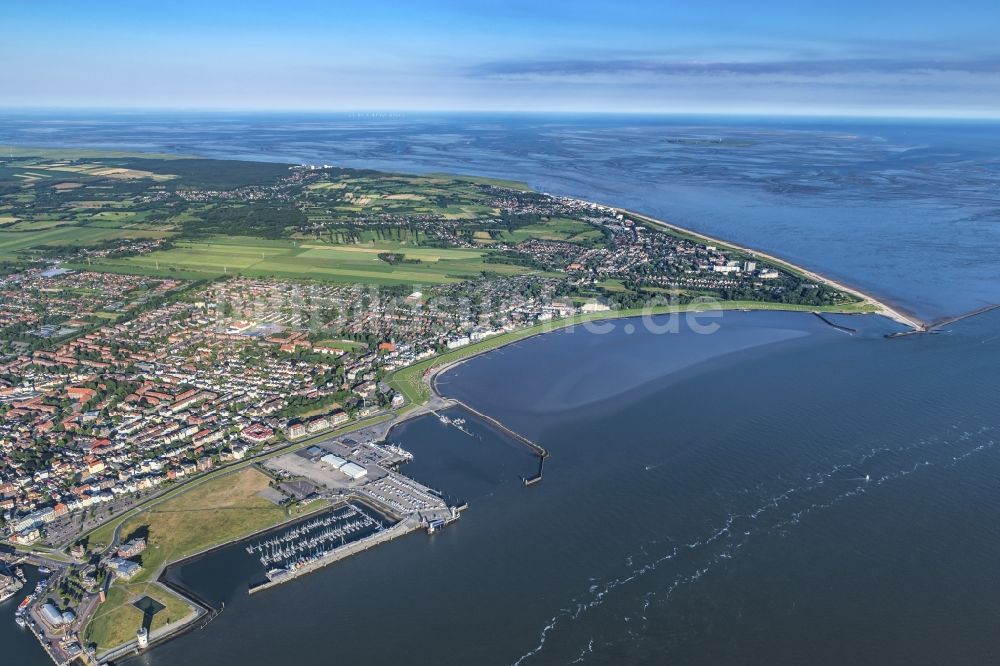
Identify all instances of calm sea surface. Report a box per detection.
[1,115,998,664]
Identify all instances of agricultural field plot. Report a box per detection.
[5,219,78,231]
[0,225,170,260]
[302,172,507,220]
[88,235,535,284]
[497,217,606,245]
[87,210,158,224]
[31,162,177,182]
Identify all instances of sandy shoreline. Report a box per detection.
[611,205,926,330]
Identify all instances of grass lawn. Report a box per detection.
[84,581,194,653]
[87,235,534,284]
[314,338,367,351]
[101,468,287,581]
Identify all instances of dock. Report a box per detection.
[248,519,416,595]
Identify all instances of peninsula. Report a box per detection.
[0,150,917,664]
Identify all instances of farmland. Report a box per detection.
[75,236,538,284]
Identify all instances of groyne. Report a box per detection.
[813,312,858,334]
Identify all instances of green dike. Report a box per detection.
[389,300,877,405]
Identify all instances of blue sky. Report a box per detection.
[2,0,999,117]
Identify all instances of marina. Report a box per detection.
[249,431,465,593]
[247,503,386,574]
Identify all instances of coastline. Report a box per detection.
[614,204,927,331]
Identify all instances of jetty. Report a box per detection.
[451,399,547,459]
[813,311,858,334]
[426,347,548,485]
[886,303,1000,338]
[449,399,548,485]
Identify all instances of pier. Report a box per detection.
[452,399,548,458]
[429,354,549,484]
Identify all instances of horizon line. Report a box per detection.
[1,106,999,122]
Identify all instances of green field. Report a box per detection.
[87,468,287,565]
[500,216,605,244]
[84,236,538,284]
[0,225,169,260]
[84,581,193,653]
[314,338,367,351]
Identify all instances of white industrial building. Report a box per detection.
[40,603,75,627]
[339,462,368,480]
[321,453,348,469]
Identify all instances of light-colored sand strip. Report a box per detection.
[607,203,925,331]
